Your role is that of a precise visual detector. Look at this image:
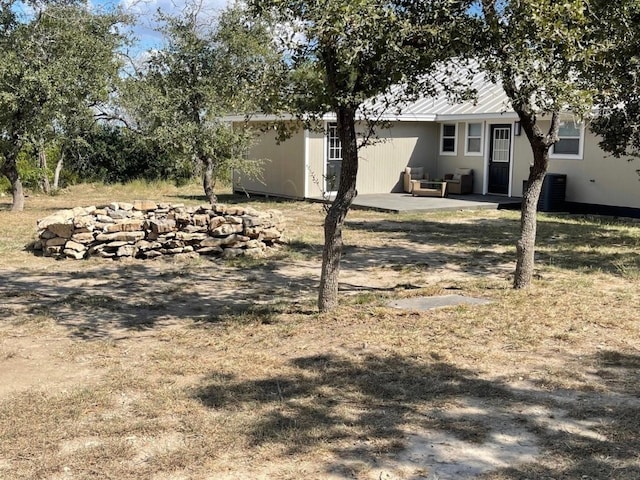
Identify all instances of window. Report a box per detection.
[551,121,583,158]
[327,123,342,161]
[441,123,457,155]
[325,123,342,192]
[465,122,483,155]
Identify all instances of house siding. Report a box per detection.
[234,122,306,199]
[511,121,640,209]
[435,121,490,194]
[237,116,639,211]
[306,129,325,198]
[356,122,439,194]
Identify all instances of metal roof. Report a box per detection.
[367,69,517,122]
[226,68,518,123]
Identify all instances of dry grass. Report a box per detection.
[0,182,639,479]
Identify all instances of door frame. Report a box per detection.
[484,123,515,196]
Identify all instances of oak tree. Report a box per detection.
[250,0,475,311]
[0,0,126,210]
[476,0,603,288]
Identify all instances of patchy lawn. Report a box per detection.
[0,182,639,479]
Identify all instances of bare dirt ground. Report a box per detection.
[1,185,639,479]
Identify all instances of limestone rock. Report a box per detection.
[64,248,86,260]
[47,223,74,239]
[261,227,283,241]
[192,214,209,227]
[210,223,243,236]
[132,200,157,211]
[226,206,245,216]
[225,215,243,225]
[95,231,146,242]
[35,201,284,260]
[96,214,115,224]
[37,210,74,230]
[71,232,95,244]
[150,219,176,234]
[117,245,137,257]
[65,241,86,252]
[106,219,144,233]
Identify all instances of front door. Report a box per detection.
[488,124,511,195]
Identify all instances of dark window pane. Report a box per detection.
[443,138,455,152]
[443,124,456,137]
[554,138,580,155]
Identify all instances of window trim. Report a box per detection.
[550,121,584,160]
[440,123,458,156]
[464,122,484,156]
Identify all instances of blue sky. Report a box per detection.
[93,0,232,52]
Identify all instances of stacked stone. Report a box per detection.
[35,200,285,260]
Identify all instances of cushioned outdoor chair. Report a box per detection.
[444,168,473,194]
[403,166,429,193]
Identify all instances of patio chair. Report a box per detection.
[403,166,429,193]
[444,168,473,194]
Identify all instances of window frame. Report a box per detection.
[440,123,458,156]
[550,121,584,160]
[464,122,484,156]
[326,122,342,161]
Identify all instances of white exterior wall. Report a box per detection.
[356,122,439,194]
[234,122,306,199]
[239,117,639,210]
[511,121,640,209]
[306,121,440,196]
[436,120,506,194]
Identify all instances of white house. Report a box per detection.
[231,73,640,215]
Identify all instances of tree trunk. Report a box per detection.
[512,111,559,288]
[53,150,64,190]
[202,158,217,204]
[318,106,359,312]
[38,141,51,194]
[514,159,546,288]
[1,157,25,212]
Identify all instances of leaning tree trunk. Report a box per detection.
[318,106,359,312]
[1,157,25,212]
[202,157,217,204]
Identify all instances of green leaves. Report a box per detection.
[119,3,275,198]
[250,0,475,120]
[0,0,128,207]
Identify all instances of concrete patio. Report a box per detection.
[316,193,521,214]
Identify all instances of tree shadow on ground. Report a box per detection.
[345,214,640,278]
[484,349,640,479]
[193,350,640,479]
[8,230,524,339]
[0,260,320,339]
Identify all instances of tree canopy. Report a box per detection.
[589,0,640,159]
[0,0,127,210]
[119,2,280,203]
